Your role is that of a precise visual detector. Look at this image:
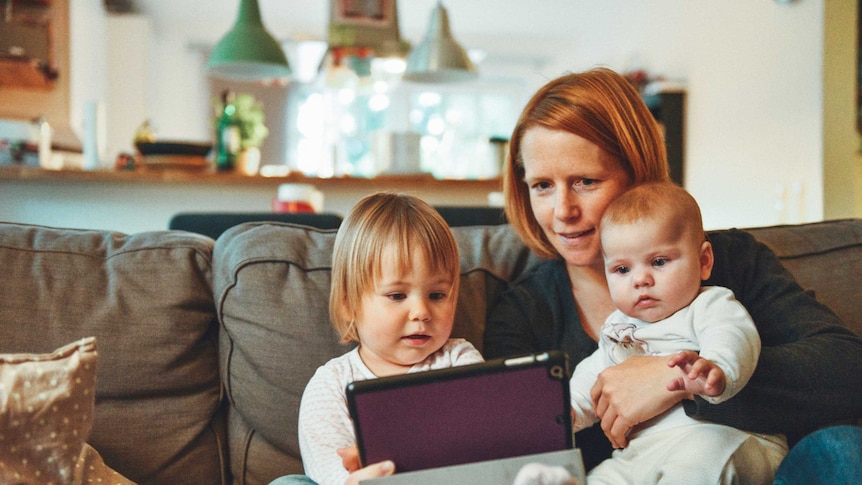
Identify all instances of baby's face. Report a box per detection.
[602,217,710,322]
[355,249,457,377]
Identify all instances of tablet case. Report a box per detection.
[346,350,573,473]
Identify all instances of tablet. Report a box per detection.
[346,350,573,473]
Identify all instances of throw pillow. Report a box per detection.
[0,337,134,484]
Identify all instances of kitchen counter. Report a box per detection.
[0,166,502,234]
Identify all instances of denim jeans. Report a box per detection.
[268,475,318,485]
[773,425,862,485]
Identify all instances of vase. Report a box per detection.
[236,147,261,176]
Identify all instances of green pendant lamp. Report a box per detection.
[403,1,476,83]
[207,0,290,81]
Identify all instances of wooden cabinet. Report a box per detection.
[0,0,58,90]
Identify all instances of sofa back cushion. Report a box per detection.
[744,219,862,338]
[0,223,225,485]
[213,222,541,484]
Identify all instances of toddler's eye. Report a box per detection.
[387,293,406,301]
[429,292,447,301]
[613,266,630,275]
[652,258,669,267]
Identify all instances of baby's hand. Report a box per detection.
[666,350,726,397]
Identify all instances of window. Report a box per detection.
[285,54,523,179]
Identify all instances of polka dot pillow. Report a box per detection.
[0,337,134,484]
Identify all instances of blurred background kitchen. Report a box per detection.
[0,0,858,233]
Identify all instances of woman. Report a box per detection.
[482,67,862,476]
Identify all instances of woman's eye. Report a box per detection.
[531,181,551,191]
[571,178,599,192]
[574,178,598,189]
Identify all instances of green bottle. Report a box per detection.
[215,90,241,171]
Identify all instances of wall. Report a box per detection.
[823,0,861,219]
[68,0,108,154]
[105,15,151,161]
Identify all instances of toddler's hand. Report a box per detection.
[338,445,395,485]
[337,446,360,472]
[344,460,395,485]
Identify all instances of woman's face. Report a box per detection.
[521,126,632,268]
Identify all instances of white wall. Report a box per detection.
[68,0,108,162]
[106,15,152,160]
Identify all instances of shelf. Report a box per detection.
[0,165,503,191]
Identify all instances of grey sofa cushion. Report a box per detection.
[213,222,541,484]
[0,223,225,485]
[215,223,343,484]
[745,219,862,338]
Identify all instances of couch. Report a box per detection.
[1,218,860,484]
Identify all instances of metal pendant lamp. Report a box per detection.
[403,1,477,83]
[207,0,291,81]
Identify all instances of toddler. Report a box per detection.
[296,192,483,485]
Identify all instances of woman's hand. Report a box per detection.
[590,355,690,448]
[338,446,395,484]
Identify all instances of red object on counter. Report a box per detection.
[272,198,315,213]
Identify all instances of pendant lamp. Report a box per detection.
[403,1,476,83]
[207,0,290,81]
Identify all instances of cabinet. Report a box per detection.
[644,91,685,186]
[0,0,58,90]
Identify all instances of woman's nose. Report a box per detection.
[554,190,580,220]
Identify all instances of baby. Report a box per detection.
[569,181,787,484]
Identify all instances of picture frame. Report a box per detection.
[333,0,395,28]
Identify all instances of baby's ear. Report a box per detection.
[699,240,714,280]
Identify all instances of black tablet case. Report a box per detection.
[346,351,573,473]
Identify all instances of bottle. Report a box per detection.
[215,90,241,171]
[34,116,53,168]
